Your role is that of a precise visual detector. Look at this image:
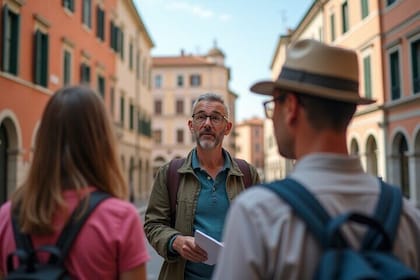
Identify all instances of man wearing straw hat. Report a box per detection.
[213,39,420,279]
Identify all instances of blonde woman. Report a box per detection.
[0,86,149,279]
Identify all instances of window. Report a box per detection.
[176,129,184,144]
[97,74,105,98]
[80,62,90,84]
[363,55,372,99]
[136,51,140,79]
[82,0,92,28]
[387,0,397,6]
[129,42,133,70]
[129,103,134,130]
[154,75,162,88]
[96,6,105,41]
[411,38,420,94]
[154,100,162,115]
[2,5,20,75]
[34,30,49,87]
[119,30,124,60]
[341,1,349,34]
[63,49,71,86]
[153,130,162,144]
[330,14,335,41]
[110,87,115,115]
[176,100,184,114]
[110,22,123,56]
[120,95,125,125]
[389,51,400,100]
[190,74,201,87]
[63,0,75,12]
[177,75,184,87]
[361,0,369,19]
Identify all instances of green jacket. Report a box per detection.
[144,149,260,280]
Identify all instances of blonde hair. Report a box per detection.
[12,86,127,234]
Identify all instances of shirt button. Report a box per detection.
[207,176,211,180]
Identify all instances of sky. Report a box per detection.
[134,0,313,122]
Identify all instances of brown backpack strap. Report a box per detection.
[234,158,253,188]
[167,158,185,227]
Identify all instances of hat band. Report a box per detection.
[279,67,359,92]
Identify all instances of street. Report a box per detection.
[139,207,163,280]
[146,237,163,280]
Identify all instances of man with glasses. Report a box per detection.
[213,39,420,279]
[144,93,260,280]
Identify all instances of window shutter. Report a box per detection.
[33,30,42,84]
[41,33,49,86]
[1,5,9,71]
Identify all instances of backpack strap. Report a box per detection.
[166,157,253,227]
[167,158,185,227]
[361,180,403,251]
[9,191,110,270]
[233,158,252,188]
[50,191,110,264]
[264,178,347,249]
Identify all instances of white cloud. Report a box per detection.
[165,1,231,22]
[218,14,232,22]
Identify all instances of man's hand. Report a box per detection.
[172,235,208,263]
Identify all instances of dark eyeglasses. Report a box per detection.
[263,96,285,119]
[191,112,228,125]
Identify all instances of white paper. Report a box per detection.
[194,230,224,265]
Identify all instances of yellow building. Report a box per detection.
[151,46,237,174]
[114,0,154,201]
[236,117,265,180]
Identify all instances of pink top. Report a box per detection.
[0,188,150,279]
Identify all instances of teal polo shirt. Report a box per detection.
[185,149,231,280]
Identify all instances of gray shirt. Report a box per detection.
[213,153,420,279]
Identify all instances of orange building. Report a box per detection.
[0,0,126,204]
[380,0,420,204]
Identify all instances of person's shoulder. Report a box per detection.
[235,184,290,212]
[95,197,139,219]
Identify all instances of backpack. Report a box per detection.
[264,178,419,280]
[6,191,110,280]
[167,157,253,227]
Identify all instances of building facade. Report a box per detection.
[266,0,420,206]
[151,46,237,175]
[115,0,154,201]
[380,0,420,203]
[235,117,265,180]
[0,0,152,204]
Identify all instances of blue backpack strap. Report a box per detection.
[264,178,347,249]
[362,180,403,251]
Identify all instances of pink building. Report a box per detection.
[380,0,420,204]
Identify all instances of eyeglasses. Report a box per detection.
[263,96,285,119]
[192,112,228,126]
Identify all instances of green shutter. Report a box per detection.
[10,12,20,75]
[364,56,372,99]
[41,33,49,87]
[33,30,41,84]
[2,5,9,71]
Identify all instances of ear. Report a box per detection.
[285,94,300,126]
[188,120,193,131]
[224,121,233,135]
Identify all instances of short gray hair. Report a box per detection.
[192,93,230,118]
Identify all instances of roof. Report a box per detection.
[152,56,218,67]
[207,47,225,57]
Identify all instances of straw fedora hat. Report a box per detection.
[251,39,375,104]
